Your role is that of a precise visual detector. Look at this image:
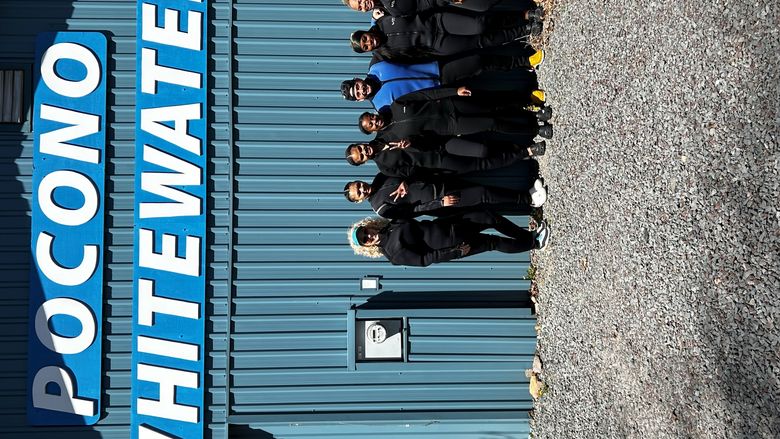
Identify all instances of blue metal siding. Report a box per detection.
[0,1,229,437]
[228,1,537,435]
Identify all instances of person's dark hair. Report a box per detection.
[358,112,374,135]
[343,181,359,202]
[350,30,368,53]
[345,144,361,166]
[341,79,357,101]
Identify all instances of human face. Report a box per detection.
[348,0,375,12]
[349,143,374,164]
[348,181,372,202]
[359,32,379,52]
[351,79,372,101]
[357,226,381,246]
[360,114,384,133]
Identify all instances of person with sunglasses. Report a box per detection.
[347,211,550,266]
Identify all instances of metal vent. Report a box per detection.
[0,69,24,123]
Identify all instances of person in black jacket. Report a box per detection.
[344,173,547,219]
[358,86,553,141]
[344,137,546,178]
[344,0,545,16]
[350,11,539,63]
[348,211,551,266]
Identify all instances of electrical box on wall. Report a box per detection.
[356,319,403,361]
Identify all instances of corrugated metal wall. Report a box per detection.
[228,0,537,433]
[236,418,532,438]
[0,0,229,437]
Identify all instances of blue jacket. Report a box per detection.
[368,60,441,111]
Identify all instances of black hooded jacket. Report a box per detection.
[378,218,467,266]
[367,173,448,219]
[376,0,446,17]
[370,14,452,63]
[374,87,460,140]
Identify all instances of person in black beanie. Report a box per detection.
[357,86,553,141]
[344,136,546,179]
[350,11,541,64]
[344,173,548,219]
[343,0,545,20]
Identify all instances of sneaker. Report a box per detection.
[535,220,551,250]
[530,89,546,105]
[528,141,546,157]
[537,124,553,139]
[530,186,547,207]
[527,5,545,21]
[528,49,545,68]
[536,106,553,122]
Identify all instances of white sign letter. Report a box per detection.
[32,366,96,416]
[35,297,96,355]
[36,231,99,287]
[137,364,199,423]
[40,42,100,98]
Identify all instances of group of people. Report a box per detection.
[339,0,553,266]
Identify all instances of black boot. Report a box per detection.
[537,124,553,139]
[536,106,552,122]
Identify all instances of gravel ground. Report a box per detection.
[531,0,780,438]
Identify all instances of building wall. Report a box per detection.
[0,0,229,437]
[0,0,537,437]
[227,0,537,432]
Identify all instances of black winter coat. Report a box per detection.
[374,87,460,140]
[378,218,468,266]
[377,0,446,17]
[371,14,454,62]
[367,173,447,219]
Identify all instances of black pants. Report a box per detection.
[437,13,529,55]
[440,54,530,85]
[444,183,532,212]
[452,98,539,136]
[447,0,503,12]
[443,210,535,255]
[440,150,528,174]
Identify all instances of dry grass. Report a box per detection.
[531,0,559,49]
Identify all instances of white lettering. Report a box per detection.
[137,364,199,423]
[141,48,200,94]
[137,279,200,327]
[140,145,202,218]
[39,105,100,164]
[142,3,202,51]
[139,425,178,439]
[138,336,199,362]
[40,42,100,98]
[35,298,96,355]
[32,366,96,416]
[38,170,99,227]
[138,229,200,276]
[141,104,202,155]
[36,231,98,287]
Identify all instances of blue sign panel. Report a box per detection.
[28,32,107,426]
[132,1,208,438]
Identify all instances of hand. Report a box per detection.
[372,8,385,19]
[440,195,460,206]
[457,242,471,256]
[452,0,464,4]
[457,86,472,96]
[388,139,411,149]
[389,182,408,201]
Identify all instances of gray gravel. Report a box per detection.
[532,0,780,438]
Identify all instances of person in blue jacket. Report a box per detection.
[340,51,545,111]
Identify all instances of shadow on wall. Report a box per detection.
[0,1,108,436]
[357,289,533,309]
